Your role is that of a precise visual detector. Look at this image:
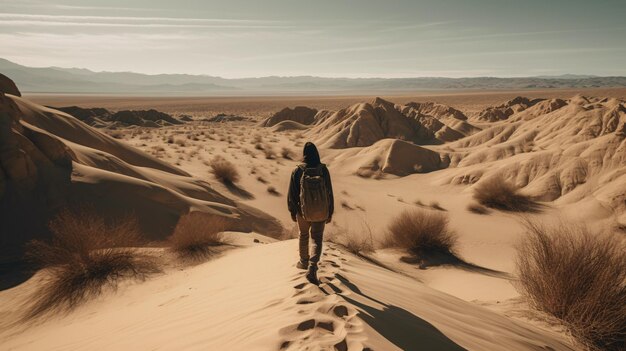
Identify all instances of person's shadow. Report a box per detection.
[332,273,467,351]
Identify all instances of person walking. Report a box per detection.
[287,142,334,285]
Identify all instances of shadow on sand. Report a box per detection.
[400,252,512,280]
[0,260,35,291]
[333,273,467,351]
[225,182,255,199]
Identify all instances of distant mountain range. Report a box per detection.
[2,58,625,95]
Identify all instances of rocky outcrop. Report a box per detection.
[360,139,445,177]
[310,98,436,148]
[204,114,249,122]
[260,106,318,127]
[55,106,110,126]
[1,90,282,262]
[107,109,182,127]
[55,106,183,128]
[0,73,20,96]
[0,93,72,261]
[399,102,479,142]
[476,96,545,122]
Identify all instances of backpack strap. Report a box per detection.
[299,163,324,175]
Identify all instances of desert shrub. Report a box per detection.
[210,156,240,184]
[168,213,230,260]
[473,175,539,212]
[267,186,280,196]
[281,147,293,160]
[384,209,457,258]
[280,223,299,240]
[24,209,156,317]
[430,201,446,211]
[326,222,375,256]
[263,146,276,160]
[108,130,125,139]
[467,203,490,215]
[340,200,354,210]
[516,219,626,351]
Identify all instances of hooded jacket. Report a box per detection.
[287,142,334,218]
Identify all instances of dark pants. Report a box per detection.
[296,213,325,267]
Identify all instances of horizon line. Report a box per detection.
[2,58,624,81]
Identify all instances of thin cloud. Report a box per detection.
[0,20,294,29]
[375,21,453,33]
[0,13,282,24]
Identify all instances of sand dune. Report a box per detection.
[0,79,281,260]
[0,236,575,351]
[261,97,482,148]
[443,95,626,223]
[259,106,318,127]
[262,94,626,224]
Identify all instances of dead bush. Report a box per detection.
[281,147,293,160]
[24,209,156,317]
[267,186,280,196]
[473,175,539,212]
[467,203,490,215]
[280,223,299,240]
[263,146,276,160]
[429,201,446,211]
[108,130,125,139]
[384,209,457,259]
[168,213,230,261]
[517,219,626,351]
[210,156,240,184]
[340,200,354,210]
[326,222,375,256]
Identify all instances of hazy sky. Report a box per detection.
[1,0,625,78]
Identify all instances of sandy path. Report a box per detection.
[0,238,575,351]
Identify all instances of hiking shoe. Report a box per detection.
[306,266,320,285]
[296,260,308,270]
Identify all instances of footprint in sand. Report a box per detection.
[279,245,371,351]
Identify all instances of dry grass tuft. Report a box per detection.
[107,130,126,139]
[473,175,539,212]
[467,203,490,215]
[210,156,240,184]
[340,200,354,210]
[517,219,626,351]
[267,186,280,196]
[326,222,375,256]
[24,209,157,318]
[429,201,446,211]
[281,147,293,160]
[384,209,457,259]
[263,146,276,160]
[168,213,230,261]
[280,223,299,240]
